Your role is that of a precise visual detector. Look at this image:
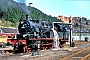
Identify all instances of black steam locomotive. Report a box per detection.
[17,17,68,50]
[10,15,70,53]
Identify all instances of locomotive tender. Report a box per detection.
[7,15,70,53]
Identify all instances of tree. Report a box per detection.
[75,23,78,27]
[0,12,3,19]
[86,21,88,25]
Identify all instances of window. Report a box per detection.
[8,36,15,38]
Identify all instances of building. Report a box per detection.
[0,28,19,43]
[57,15,78,23]
[72,30,90,41]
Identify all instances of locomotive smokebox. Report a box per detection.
[26,14,30,20]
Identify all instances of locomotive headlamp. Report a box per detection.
[21,26,25,28]
[21,24,27,28]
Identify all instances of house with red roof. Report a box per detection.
[57,15,78,23]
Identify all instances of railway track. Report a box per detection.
[0,42,90,60]
[60,46,90,60]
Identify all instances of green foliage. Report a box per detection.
[0,7,26,27]
[0,18,12,27]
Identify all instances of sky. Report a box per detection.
[25,0,90,19]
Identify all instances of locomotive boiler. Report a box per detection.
[18,19,53,38]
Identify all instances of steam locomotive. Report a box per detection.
[7,15,70,53]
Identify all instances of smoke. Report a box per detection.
[13,0,31,15]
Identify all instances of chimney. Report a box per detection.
[26,14,30,20]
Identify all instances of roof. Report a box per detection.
[0,28,19,34]
[72,30,90,33]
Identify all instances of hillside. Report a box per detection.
[0,0,61,28]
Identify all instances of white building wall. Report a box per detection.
[72,36,79,41]
[72,34,90,41]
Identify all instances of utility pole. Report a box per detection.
[28,3,33,20]
[69,15,72,47]
[79,17,81,42]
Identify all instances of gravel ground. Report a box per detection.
[0,41,89,60]
[0,50,74,60]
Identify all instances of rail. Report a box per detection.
[60,46,90,60]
